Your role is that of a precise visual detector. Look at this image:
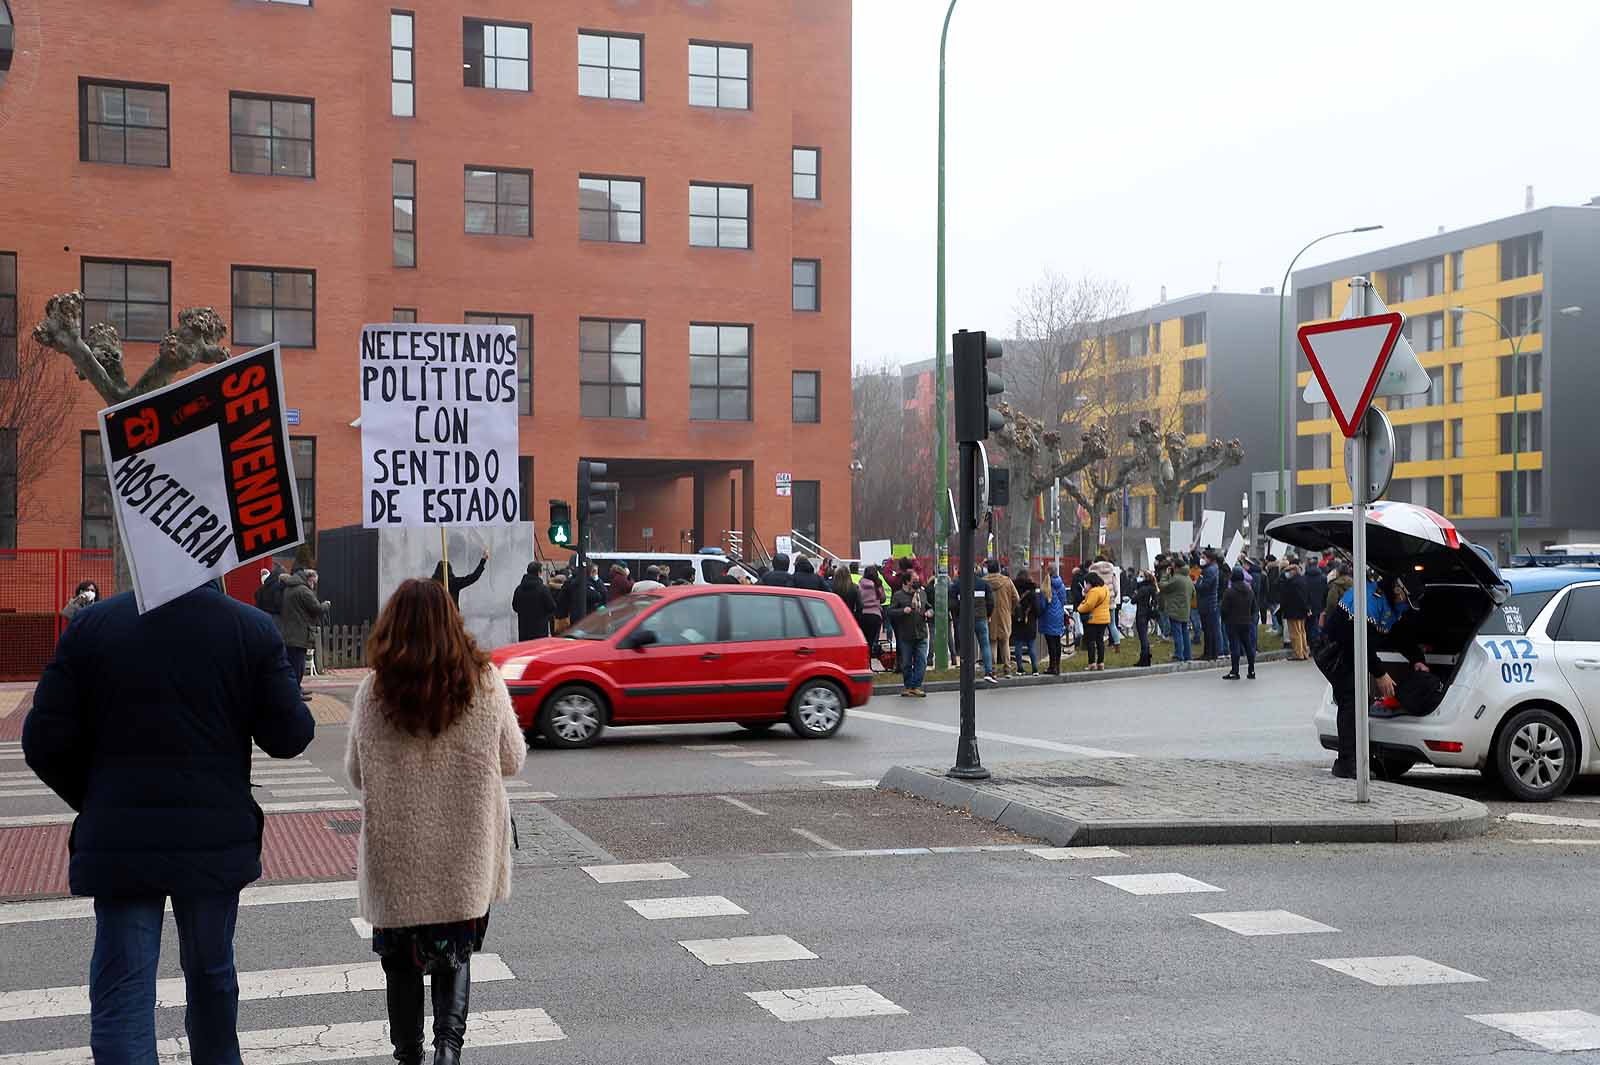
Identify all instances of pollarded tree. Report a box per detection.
[992,401,1115,562]
[1129,416,1244,531]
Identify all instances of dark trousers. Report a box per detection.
[1201,611,1222,659]
[1334,687,1357,769]
[1083,623,1107,666]
[1227,623,1256,675]
[287,645,307,687]
[1043,634,1062,673]
[860,613,883,655]
[91,893,242,1064]
[1136,618,1152,664]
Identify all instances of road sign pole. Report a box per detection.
[1351,276,1372,804]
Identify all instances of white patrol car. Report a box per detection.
[1271,501,1600,801]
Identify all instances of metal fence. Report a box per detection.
[0,549,118,681]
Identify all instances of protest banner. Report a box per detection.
[1198,509,1225,549]
[1144,537,1163,571]
[1168,520,1193,554]
[99,343,302,613]
[1223,531,1246,568]
[360,323,521,528]
[858,539,892,565]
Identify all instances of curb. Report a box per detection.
[873,649,1294,697]
[878,765,1490,847]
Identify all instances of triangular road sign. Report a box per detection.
[1303,287,1429,402]
[1297,312,1404,437]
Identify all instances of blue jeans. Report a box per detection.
[974,617,994,676]
[903,638,929,690]
[1169,619,1191,661]
[1107,604,1121,645]
[92,893,243,1064]
[1012,638,1037,672]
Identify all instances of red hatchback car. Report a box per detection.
[491,585,874,748]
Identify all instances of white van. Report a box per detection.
[586,551,750,585]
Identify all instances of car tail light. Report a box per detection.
[499,657,532,681]
[1424,740,1463,753]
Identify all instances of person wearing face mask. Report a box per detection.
[889,571,932,697]
[61,581,101,622]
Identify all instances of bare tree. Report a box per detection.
[852,361,913,548]
[1130,417,1245,532]
[0,305,77,528]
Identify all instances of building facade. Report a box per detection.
[1291,203,1600,556]
[0,0,851,566]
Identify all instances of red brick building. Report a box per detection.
[0,0,851,566]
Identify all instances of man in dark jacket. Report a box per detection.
[1300,562,1329,646]
[791,557,828,591]
[23,582,313,1060]
[279,568,329,692]
[512,564,558,640]
[758,553,797,587]
[1195,550,1222,660]
[431,548,488,607]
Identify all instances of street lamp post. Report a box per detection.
[1449,303,1581,557]
[931,0,959,672]
[1276,226,1384,518]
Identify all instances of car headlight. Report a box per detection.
[499,657,532,682]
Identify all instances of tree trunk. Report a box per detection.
[1153,495,1178,540]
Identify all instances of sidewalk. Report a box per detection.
[881,758,1489,846]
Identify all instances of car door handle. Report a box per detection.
[701,652,722,662]
[796,646,816,657]
[1576,659,1600,670]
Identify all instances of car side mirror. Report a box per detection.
[622,628,659,651]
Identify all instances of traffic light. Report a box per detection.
[987,466,1010,509]
[953,328,1004,442]
[547,499,573,548]
[577,459,619,526]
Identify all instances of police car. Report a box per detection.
[1271,501,1600,801]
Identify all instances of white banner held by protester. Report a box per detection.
[1199,509,1225,549]
[1169,520,1194,554]
[1223,531,1246,568]
[360,323,520,528]
[99,343,302,613]
[1144,537,1162,571]
[859,539,891,566]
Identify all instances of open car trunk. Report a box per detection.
[1266,501,1507,692]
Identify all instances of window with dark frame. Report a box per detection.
[1500,469,1542,517]
[688,41,749,109]
[231,266,315,348]
[1181,357,1204,391]
[1182,312,1206,345]
[290,436,315,544]
[688,183,749,249]
[391,11,414,117]
[393,160,416,267]
[578,176,642,243]
[1500,293,1543,337]
[792,481,820,544]
[1451,418,1463,458]
[0,252,15,379]
[792,147,818,199]
[465,312,531,414]
[689,323,750,421]
[1296,284,1332,324]
[392,307,417,323]
[1500,233,1542,280]
[464,18,529,91]
[465,167,531,236]
[1499,351,1542,396]
[792,371,819,423]
[1499,410,1543,454]
[1451,251,1465,290]
[1450,362,1463,403]
[82,259,170,343]
[578,31,641,100]
[1181,402,1204,435]
[229,93,313,178]
[1449,473,1463,515]
[579,318,643,419]
[519,456,533,521]
[792,259,819,311]
[81,431,113,549]
[0,428,15,549]
[80,80,168,167]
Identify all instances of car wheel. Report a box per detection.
[539,685,606,749]
[788,679,846,739]
[738,721,777,734]
[1495,706,1577,801]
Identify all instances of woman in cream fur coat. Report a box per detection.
[346,578,526,1065]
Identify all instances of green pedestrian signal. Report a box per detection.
[548,499,573,549]
[549,523,570,545]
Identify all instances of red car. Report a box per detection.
[491,585,874,748]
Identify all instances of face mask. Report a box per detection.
[82,589,97,602]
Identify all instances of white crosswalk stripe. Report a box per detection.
[0,881,359,926]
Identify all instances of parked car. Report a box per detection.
[1271,501,1600,801]
[491,584,873,748]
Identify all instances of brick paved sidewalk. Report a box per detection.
[881,757,1489,846]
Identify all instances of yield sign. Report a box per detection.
[1303,286,1430,402]
[1297,313,1404,438]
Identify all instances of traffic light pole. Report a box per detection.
[948,438,987,779]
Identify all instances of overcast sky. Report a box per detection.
[851,1,1600,368]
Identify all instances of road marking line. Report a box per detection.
[1192,910,1339,937]
[1510,838,1600,845]
[1505,811,1600,830]
[744,758,812,768]
[0,770,40,781]
[268,787,347,798]
[0,881,357,926]
[0,787,54,798]
[714,795,769,816]
[850,708,1132,757]
[581,862,688,884]
[509,791,558,801]
[0,956,514,1022]
[0,1008,565,1065]
[1313,955,1485,986]
[1468,1010,1600,1052]
[503,779,534,788]
[261,800,362,814]
[746,984,907,1022]
[1094,873,1223,896]
[830,1050,987,1065]
[680,935,818,966]
[1027,846,1127,861]
[249,769,331,779]
[350,917,373,939]
[625,895,748,920]
[0,813,72,827]
[681,744,746,751]
[0,753,26,761]
[791,828,844,851]
[823,848,932,857]
[712,751,763,758]
[785,769,853,778]
[822,779,879,789]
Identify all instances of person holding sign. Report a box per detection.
[431,548,489,608]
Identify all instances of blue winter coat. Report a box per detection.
[1039,574,1068,637]
[24,585,313,897]
[1196,562,1221,613]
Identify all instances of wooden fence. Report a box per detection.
[314,623,371,671]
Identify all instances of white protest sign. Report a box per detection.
[360,323,520,527]
[1223,531,1246,568]
[776,472,793,497]
[1169,520,1194,553]
[859,539,892,565]
[1145,537,1163,571]
[1199,509,1225,549]
[99,344,302,613]
[775,535,794,558]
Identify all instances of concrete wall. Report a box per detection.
[377,523,534,652]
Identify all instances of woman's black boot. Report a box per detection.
[383,958,425,1065]
[431,961,472,1065]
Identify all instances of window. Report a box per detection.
[799,597,843,637]
[1555,587,1600,642]
[1426,421,1444,461]
[82,259,169,342]
[465,313,531,415]
[1393,427,1412,463]
[1427,258,1445,297]
[0,428,14,549]
[1500,233,1542,280]
[1450,310,1465,348]
[1500,293,1542,337]
[1424,312,1444,352]
[0,251,14,378]
[290,437,315,544]
[1181,313,1206,346]
[1449,473,1463,515]
[1449,363,1463,403]
[578,176,642,243]
[1425,475,1444,513]
[1181,358,1205,391]
[688,41,749,109]
[641,595,723,646]
[1426,366,1444,406]
[792,480,820,543]
[1499,470,1542,517]
[689,183,749,249]
[793,147,818,200]
[81,431,113,549]
[1499,351,1542,396]
[1296,284,1332,324]
[725,593,806,642]
[1499,411,1543,453]
[1151,322,1161,353]
[792,259,819,311]
[391,11,414,116]
[392,160,416,267]
[1126,327,1147,358]
[393,307,417,323]
[229,93,313,177]
[465,167,530,236]
[79,80,168,166]
[231,266,315,348]
[1385,266,1415,303]
[464,19,529,91]
[1181,402,1204,435]
[792,371,819,423]
[578,31,641,101]
[1451,418,1464,458]
[1451,252,1465,290]
[579,318,643,419]
[689,323,750,421]
[518,456,532,521]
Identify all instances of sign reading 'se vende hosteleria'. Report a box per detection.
[359,323,520,528]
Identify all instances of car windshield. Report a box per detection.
[562,594,660,640]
